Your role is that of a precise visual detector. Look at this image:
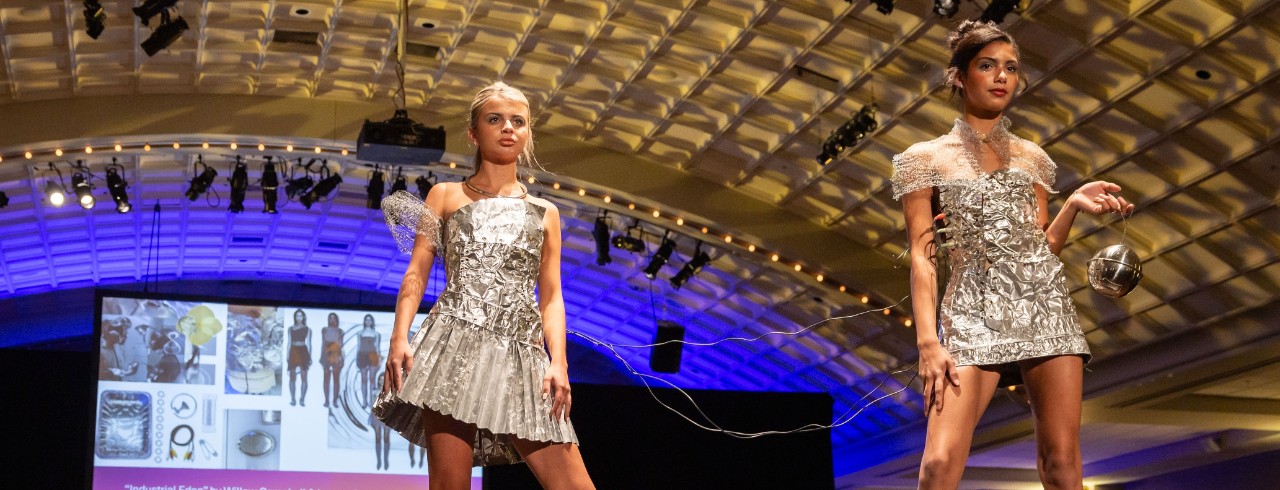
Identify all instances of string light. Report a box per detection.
[578,189,586,196]
[904,319,913,327]
[700,226,708,233]
[144,144,151,151]
[229,142,238,150]
[839,285,847,293]
[201,142,209,149]
[24,151,32,159]
[816,274,824,282]
[861,295,869,304]
[173,142,180,149]
[553,182,560,190]
[258,143,265,151]
[676,217,684,226]
[603,195,611,203]
[286,144,294,152]
[652,210,660,218]
[314,147,322,153]
[724,235,732,243]
[771,254,779,262]
[114,144,123,151]
[747,244,755,252]
[882,308,891,315]
[341,148,349,156]
[627,203,635,210]
[55,149,63,156]
[794,264,802,272]
[449,162,456,169]
[85,146,93,154]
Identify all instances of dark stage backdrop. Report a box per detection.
[485,384,835,489]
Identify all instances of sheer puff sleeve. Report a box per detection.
[890,143,937,200]
[381,190,443,255]
[1026,143,1059,193]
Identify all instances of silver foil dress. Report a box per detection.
[891,118,1090,386]
[373,192,578,466]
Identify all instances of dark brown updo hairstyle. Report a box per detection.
[944,20,1025,99]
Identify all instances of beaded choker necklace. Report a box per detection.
[465,177,528,199]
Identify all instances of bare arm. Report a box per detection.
[903,188,959,415]
[1043,181,1133,256]
[385,184,447,393]
[535,201,572,421]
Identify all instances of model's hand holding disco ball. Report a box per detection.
[1088,244,1142,297]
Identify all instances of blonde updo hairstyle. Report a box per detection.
[943,20,1026,99]
[466,81,543,176]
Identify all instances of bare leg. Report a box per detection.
[323,365,332,407]
[1020,356,1084,490]
[289,366,298,405]
[300,367,308,406]
[918,365,1002,489]
[423,409,476,490]
[374,423,384,470]
[514,438,595,490]
[380,425,391,470]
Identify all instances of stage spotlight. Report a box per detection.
[105,162,131,213]
[185,157,217,201]
[0,191,7,209]
[869,0,894,15]
[980,0,1021,24]
[228,158,248,213]
[389,169,407,195]
[643,233,676,279]
[141,14,188,57]
[261,158,279,214]
[366,168,385,209]
[611,222,645,253]
[46,180,67,207]
[592,214,612,266]
[670,243,710,290]
[301,170,342,210]
[132,0,178,26]
[933,0,959,17]
[72,172,95,209]
[84,1,106,39]
[415,172,434,200]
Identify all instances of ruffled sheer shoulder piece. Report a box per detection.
[382,190,443,254]
[1017,141,1059,192]
[890,141,939,200]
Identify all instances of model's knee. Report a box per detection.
[1037,447,1081,487]
[919,450,959,483]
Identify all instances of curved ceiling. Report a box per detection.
[3,0,1280,487]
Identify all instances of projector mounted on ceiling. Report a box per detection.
[356,109,446,165]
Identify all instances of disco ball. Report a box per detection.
[1088,244,1143,298]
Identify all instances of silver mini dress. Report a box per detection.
[373,193,578,466]
[891,118,1090,386]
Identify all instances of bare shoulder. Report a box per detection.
[526,195,559,216]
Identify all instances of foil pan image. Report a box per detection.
[96,390,152,459]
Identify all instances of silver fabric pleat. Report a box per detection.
[373,197,578,467]
[892,118,1090,386]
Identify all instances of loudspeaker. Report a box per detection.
[650,321,685,373]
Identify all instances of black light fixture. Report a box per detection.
[284,159,315,200]
[415,172,434,200]
[980,0,1021,24]
[71,162,95,209]
[389,168,408,195]
[643,232,676,279]
[83,0,106,39]
[817,103,878,166]
[868,0,894,15]
[933,0,960,17]
[670,242,711,290]
[105,159,131,213]
[366,167,386,209]
[185,155,217,201]
[42,163,68,207]
[0,191,8,209]
[611,221,645,253]
[132,0,178,26]
[301,162,341,209]
[592,213,612,266]
[140,11,188,57]
[228,157,248,213]
[261,157,279,214]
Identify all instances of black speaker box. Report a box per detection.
[650,320,685,373]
